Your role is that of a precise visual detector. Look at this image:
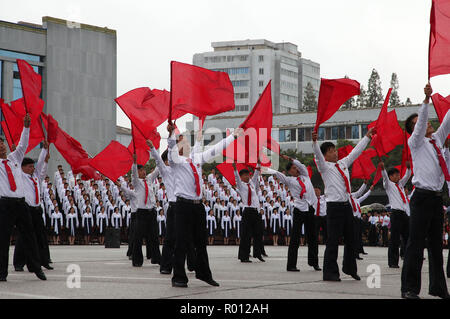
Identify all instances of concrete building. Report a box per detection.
[0,17,117,176]
[116,125,131,147]
[186,105,438,155]
[193,39,320,115]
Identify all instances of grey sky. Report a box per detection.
[2,0,450,139]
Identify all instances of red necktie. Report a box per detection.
[247,184,252,206]
[2,160,17,192]
[30,177,39,205]
[335,164,357,211]
[395,184,406,204]
[429,139,450,181]
[296,177,306,199]
[187,159,201,196]
[316,197,320,216]
[357,202,361,213]
[144,180,149,205]
[163,190,166,199]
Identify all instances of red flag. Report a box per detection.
[116,87,185,141]
[307,166,313,179]
[429,0,450,79]
[372,164,383,186]
[1,121,13,150]
[89,141,133,182]
[170,61,235,119]
[17,59,45,119]
[216,162,249,187]
[1,99,44,153]
[72,158,101,181]
[431,93,450,122]
[314,78,360,131]
[400,130,413,176]
[338,144,355,160]
[368,108,403,157]
[46,114,59,144]
[351,150,377,180]
[127,123,161,166]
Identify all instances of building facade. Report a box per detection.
[0,17,117,176]
[193,39,320,115]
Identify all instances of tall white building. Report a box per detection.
[192,39,320,115]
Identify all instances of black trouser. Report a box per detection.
[401,189,448,295]
[160,203,196,272]
[132,209,161,266]
[238,208,263,261]
[323,201,357,280]
[287,207,318,269]
[0,198,41,278]
[381,226,389,247]
[368,224,378,246]
[358,219,366,253]
[315,215,328,244]
[172,199,212,284]
[14,205,50,268]
[352,217,361,258]
[388,210,409,267]
[126,213,136,257]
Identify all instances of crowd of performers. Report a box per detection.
[0,85,449,298]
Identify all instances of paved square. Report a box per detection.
[1,245,448,299]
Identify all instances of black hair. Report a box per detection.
[405,113,418,135]
[387,167,400,177]
[21,157,35,167]
[320,142,336,155]
[286,162,294,171]
[239,169,250,176]
[0,137,4,142]
[160,183,165,187]
[161,149,168,162]
[137,164,144,170]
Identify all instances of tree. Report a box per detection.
[303,82,317,111]
[389,73,401,107]
[342,75,356,109]
[356,85,367,109]
[404,98,412,106]
[367,69,383,108]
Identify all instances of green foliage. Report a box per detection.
[389,73,401,107]
[367,69,383,108]
[303,82,317,111]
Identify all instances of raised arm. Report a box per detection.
[352,183,367,198]
[264,167,289,187]
[342,135,371,168]
[409,85,433,148]
[131,163,139,187]
[195,135,235,164]
[146,167,159,182]
[9,114,31,165]
[381,168,391,190]
[251,165,261,186]
[399,168,411,188]
[292,159,309,177]
[149,145,168,175]
[434,108,450,147]
[35,143,49,181]
[234,167,244,190]
[312,141,328,173]
[357,189,372,204]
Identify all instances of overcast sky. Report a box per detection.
[2,0,450,140]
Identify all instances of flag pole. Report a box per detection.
[2,117,15,150]
[168,61,173,125]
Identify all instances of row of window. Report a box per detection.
[235,92,249,99]
[280,93,298,104]
[205,55,249,63]
[281,68,298,78]
[212,67,249,75]
[280,56,298,67]
[231,80,249,87]
[281,80,298,91]
[231,105,250,112]
[279,125,369,143]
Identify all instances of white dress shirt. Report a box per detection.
[168,134,235,201]
[313,136,370,202]
[131,163,159,210]
[22,148,48,207]
[313,195,327,217]
[409,103,450,191]
[382,168,411,212]
[234,166,260,209]
[150,147,176,203]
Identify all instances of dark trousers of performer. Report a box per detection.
[126,213,136,257]
[0,198,42,279]
[14,205,50,269]
[172,198,212,285]
[388,210,409,267]
[401,189,448,296]
[381,226,389,247]
[323,202,357,280]
[315,215,328,244]
[132,209,161,267]
[287,207,318,270]
[254,221,267,257]
[353,217,361,258]
[161,203,196,273]
[238,208,263,261]
[368,224,378,246]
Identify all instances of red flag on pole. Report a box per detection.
[127,123,161,166]
[170,61,235,118]
[400,130,413,176]
[72,158,102,181]
[89,141,133,182]
[17,59,45,119]
[372,164,383,186]
[429,0,450,79]
[314,78,360,131]
[431,93,450,122]
[216,162,250,187]
[1,121,13,150]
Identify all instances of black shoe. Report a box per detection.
[35,270,47,281]
[240,259,252,263]
[362,252,368,255]
[187,267,195,272]
[151,260,160,265]
[172,281,188,288]
[43,265,54,270]
[196,277,220,287]
[287,268,300,272]
[262,253,268,257]
[14,266,24,272]
[313,265,322,271]
[48,259,53,264]
[356,256,363,260]
[429,291,450,299]
[401,291,420,299]
[389,265,400,269]
[0,277,6,282]
[323,276,341,282]
[256,256,265,262]
[128,256,132,260]
[132,263,142,267]
[160,269,171,275]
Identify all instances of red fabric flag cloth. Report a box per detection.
[351,150,377,180]
[89,141,133,182]
[72,158,101,181]
[338,144,355,160]
[127,124,161,166]
[1,121,14,150]
[216,162,249,187]
[170,61,235,119]
[116,87,185,140]
[1,99,44,153]
[45,114,59,144]
[372,164,383,186]
[429,0,450,79]
[314,78,360,131]
[431,93,450,122]
[400,130,413,176]
[307,166,313,179]
[16,59,45,119]
[368,109,404,157]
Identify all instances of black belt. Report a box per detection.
[415,188,442,196]
[176,197,202,205]
[137,208,155,213]
[169,201,177,205]
[243,207,258,212]
[391,209,406,214]
[327,201,351,207]
[0,197,25,202]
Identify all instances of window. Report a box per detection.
[331,127,338,140]
[231,80,249,87]
[281,68,298,78]
[212,67,249,75]
[258,55,264,62]
[259,81,264,87]
[361,124,368,137]
[259,68,264,75]
[233,105,249,112]
[298,128,305,142]
[280,93,298,104]
[351,125,360,139]
[338,126,346,139]
[281,80,298,90]
[234,93,249,99]
[318,127,325,141]
[279,129,296,142]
